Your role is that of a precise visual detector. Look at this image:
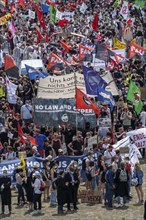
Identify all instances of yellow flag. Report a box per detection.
[131,38,136,43]
[18,156,26,170]
[113,38,126,49]
[0,86,5,98]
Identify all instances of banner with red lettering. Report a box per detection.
[127,128,146,149]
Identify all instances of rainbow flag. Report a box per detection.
[0,0,6,11]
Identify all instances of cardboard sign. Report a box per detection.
[88,135,98,150]
[80,190,102,204]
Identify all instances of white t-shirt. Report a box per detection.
[34,178,42,194]
[104,150,116,165]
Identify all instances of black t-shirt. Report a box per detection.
[72,140,82,155]
[63,129,75,145]
[12,119,23,130]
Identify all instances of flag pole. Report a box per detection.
[74,71,78,134]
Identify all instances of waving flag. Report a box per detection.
[16,0,25,7]
[6,76,18,104]
[92,13,98,32]
[76,87,100,116]
[97,87,115,111]
[82,65,107,96]
[4,55,19,79]
[25,65,48,80]
[36,27,43,44]
[60,40,72,53]
[18,123,37,145]
[0,0,6,11]
[47,53,71,70]
[79,44,94,61]
[126,81,143,114]
[113,38,126,49]
[41,3,50,13]
[129,42,146,61]
[50,4,57,23]
[95,42,109,62]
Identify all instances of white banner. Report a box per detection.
[37,73,86,99]
[29,10,35,19]
[127,128,146,149]
[63,12,74,21]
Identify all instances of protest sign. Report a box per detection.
[88,135,98,150]
[99,118,112,128]
[127,128,146,148]
[37,73,86,99]
[80,190,103,204]
[33,98,97,128]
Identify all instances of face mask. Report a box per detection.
[70,171,74,174]
[74,164,77,168]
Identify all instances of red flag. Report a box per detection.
[79,44,94,61]
[58,19,69,27]
[18,123,37,145]
[76,87,100,116]
[18,123,26,143]
[16,0,25,7]
[4,55,17,71]
[47,0,56,6]
[60,40,72,53]
[36,28,43,44]
[114,53,125,63]
[92,13,98,32]
[34,4,46,30]
[129,42,146,59]
[47,52,70,70]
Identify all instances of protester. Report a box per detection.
[0,167,12,215]
[132,163,144,205]
[114,162,129,207]
[0,0,145,217]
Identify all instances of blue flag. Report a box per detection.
[82,65,107,96]
[97,87,115,110]
[25,65,49,80]
[41,4,50,14]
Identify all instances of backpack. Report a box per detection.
[40,179,46,191]
[119,169,127,182]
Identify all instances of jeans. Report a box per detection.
[34,193,42,210]
[91,177,96,191]
[105,183,113,207]
[117,196,126,205]
[16,184,25,204]
[50,191,56,205]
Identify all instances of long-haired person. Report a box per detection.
[133,163,144,205]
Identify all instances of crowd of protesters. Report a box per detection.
[0,0,146,218]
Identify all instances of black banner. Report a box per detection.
[33,98,96,129]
